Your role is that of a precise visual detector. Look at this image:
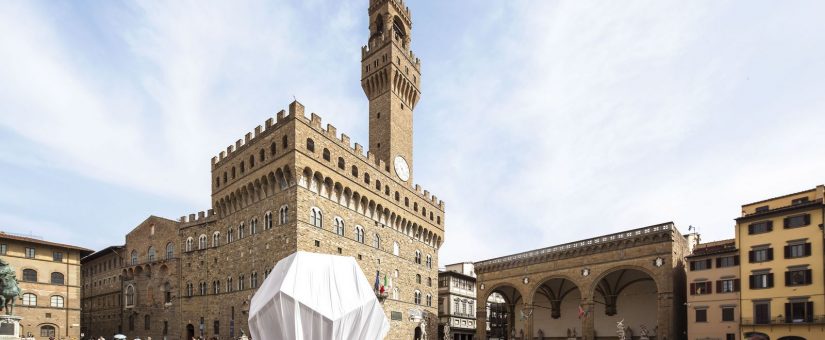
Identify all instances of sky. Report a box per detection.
[1,1,824,265]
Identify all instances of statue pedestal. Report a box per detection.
[640,337,650,340]
[0,315,22,340]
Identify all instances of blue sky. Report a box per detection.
[1,1,824,265]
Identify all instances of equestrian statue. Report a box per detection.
[0,258,22,316]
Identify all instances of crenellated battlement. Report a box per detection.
[178,209,217,227]
[295,103,445,211]
[361,32,421,71]
[211,106,294,167]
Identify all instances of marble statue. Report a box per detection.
[420,316,427,340]
[443,324,450,340]
[616,319,626,340]
[639,324,650,340]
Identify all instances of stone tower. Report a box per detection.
[362,0,421,185]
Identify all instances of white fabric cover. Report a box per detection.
[248,251,390,340]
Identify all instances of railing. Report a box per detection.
[741,315,825,325]
[476,223,674,268]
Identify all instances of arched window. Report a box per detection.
[426,255,432,269]
[212,232,221,247]
[145,314,151,330]
[259,149,265,162]
[215,177,220,188]
[240,161,245,174]
[404,197,409,207]
[415,250,422,264]
[395,192,400,201]
[427,277,432,287]
[351,165,359,177]
[426,294,432,307]
[416,274,421,284]
[306,138,315,152]
[22,293,36,306]
[265,211,273,229]
[125,285,135,306]
[414,202,418,211]
[213,281,220,294]
[375,179,381,190]
[164,282,172,303]
[279,205,289,225]
[238,275,245,290]
[454,299,459,314]
[50,295,64,307]
[148,246,156,262]
[40,325,55,338]
[355,225,365,243]
[227,277,233,293]
[392,287,399,300]
[50,272,64,285]
[323,149,330,161]
[231,166,236,179]
[310,207,323,228]
[335,217,345,236]
[185,237,194,252]
[239,222,246,239]
[251,218,258,235]
[227,227,235,243]
[270,142,277,156]
[282,135,288,148]
[337,157,345,170]
[373,233,381,249]
[393,242,400,256]
[414,290,421,305]
[166,242,174,259]
[249,154,255,168]
[199,282,207,295]
[384,185,390,195]
[251,272,259,288]
[364,173,371,184]
[130,250,138,265]
[198,235,207,249]
[186,283,193,297]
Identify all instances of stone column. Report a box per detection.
[525,303,534,340]
[657,291,673,340]
[580,295,595,340]
[476,303,488,340]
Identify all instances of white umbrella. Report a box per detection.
[248,251,390,340]
[113,335,127,340]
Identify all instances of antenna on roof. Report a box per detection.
[293,95,297,102]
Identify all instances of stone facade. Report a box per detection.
[1,232,92,340]
[474,223,691,340]
[83,1,444,339]
[80,245,125,338]
[438,263,478,340]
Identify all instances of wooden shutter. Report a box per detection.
[715,280,722,293]
[734,278,740,292]
[767,248,774,261]
[749,275,755,289]
[716,257,722,268]
[734,255,740,265]
[785,303,792,323]
[748,250,755,263]
[767,273,774,288]
[706,259,713,269]
[806,301,814,322]
[690,261,695,271]
[805,243,812,256]
[748,224,754,234]
[785,271,791,286]
[767,221,773,231]
[806,269,813,284]
[784,217,790,228]
[784,245,791,259]
[690,283,696,295]
[804,214,811,226]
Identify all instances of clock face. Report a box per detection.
[394,156,410,181]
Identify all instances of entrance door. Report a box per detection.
[414,326,422,340]
[186,324,195,340]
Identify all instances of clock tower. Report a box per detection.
[361,0,420,184]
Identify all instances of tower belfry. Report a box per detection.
[362,0,420,184]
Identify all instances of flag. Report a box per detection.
[380,274,387,294]
[374,271,380,291]
[578,305,586,319]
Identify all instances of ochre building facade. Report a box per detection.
[81,0,445,339]
[1,232,92,339]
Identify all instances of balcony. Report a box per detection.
[741,315,825,326]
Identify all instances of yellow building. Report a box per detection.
[686,239,740,340]
[736,185,825,340]
[0,231,92,339]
